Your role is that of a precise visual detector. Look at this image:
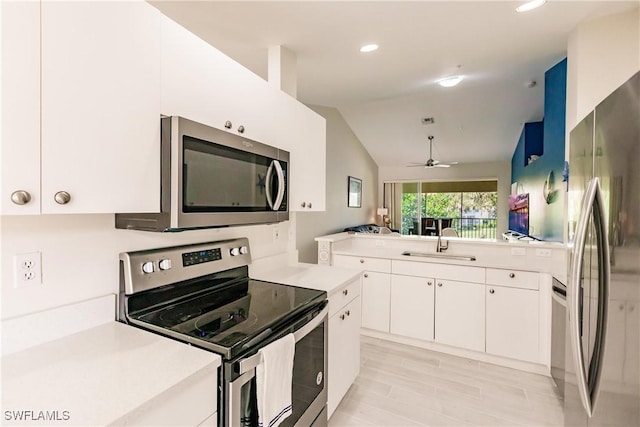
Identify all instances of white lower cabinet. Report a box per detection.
[434,279,486,352]
[486,285,539,362]
[361,272,391,332]
[328,294,361,418]
[390,275,435,341]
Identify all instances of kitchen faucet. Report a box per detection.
[436,219,448,252]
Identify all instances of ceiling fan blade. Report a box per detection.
[434,164,451,168]
[406,164,428,167]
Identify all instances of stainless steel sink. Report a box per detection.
[401,251,476,261]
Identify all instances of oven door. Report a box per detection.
[227,305,328,427]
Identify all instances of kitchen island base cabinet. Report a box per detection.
[390,275,435,341]
[328,295,361,417]
[486,285,539,363]
[361,272,391,333]
[434,279,485,352]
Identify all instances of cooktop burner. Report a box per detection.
[126,268,325,359]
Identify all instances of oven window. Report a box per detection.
[183,136,283,213]
[238,323,325,427]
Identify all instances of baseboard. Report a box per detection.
[360,328,550,377]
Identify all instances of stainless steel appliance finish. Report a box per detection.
[116,116,289,232]
[551,278,567,397]
[119,239,328,427]
[566,71,639,427]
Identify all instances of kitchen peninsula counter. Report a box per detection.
[316,232,568,281]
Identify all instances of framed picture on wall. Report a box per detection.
[348,176,362,208]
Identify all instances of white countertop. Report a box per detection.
[252,263,362,294]
[1,322,221,426]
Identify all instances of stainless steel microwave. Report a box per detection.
[116,116,289,231]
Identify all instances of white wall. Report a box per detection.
[1,214,293,319]
[566,6,640,130]
[296,106,379,263]
[378,161,511,237]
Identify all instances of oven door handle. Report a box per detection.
[238,305,328,376]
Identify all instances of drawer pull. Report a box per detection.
[343,289,349,296]
[489,289,495,294]
[437,282,443,287]
[359,259,365,264]
[427,281,433,286]
[364,273,369,278]
[509,272,515,278]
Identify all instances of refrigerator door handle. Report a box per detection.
[569,177,610,418]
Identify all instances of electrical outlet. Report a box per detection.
[511,247,526,256]
[536,248,552,257]
[14,252,42,288]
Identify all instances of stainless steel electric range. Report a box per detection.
[118,238,328,427]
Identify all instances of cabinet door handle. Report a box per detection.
[363,273,369,278]
[509,272,515,278]
[489,289,495,294]
[10,190,32,205]
[437,282,443,287]
[54,191,71,205]
[237,125,245,133]
[340,314,345,320]
[224,120,232,129]
[301,202,306,208]
[346,310,350,317]
[343,289,348,296]
[427,281,433,286]
[308,202,312,209]
[359,259,365,263]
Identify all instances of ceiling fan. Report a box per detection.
[407,135,459,168]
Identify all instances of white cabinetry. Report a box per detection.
[2,1,161,214]
[333,255,391,332]
[434,279,486,352]
[41,1,161,213]
[160,15,272,144]
[160,15,326,212]
[1,1,41,215]
[390,274,435,341]
[486,285,539,362]
[327,276,361,417]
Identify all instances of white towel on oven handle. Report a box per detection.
[256,333,296,427]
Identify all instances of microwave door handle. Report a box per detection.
[265,161,275,210]
[273,161,285,210]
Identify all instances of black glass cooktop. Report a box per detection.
[125,266,326,359]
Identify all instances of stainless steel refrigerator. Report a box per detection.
[565,71,639,427]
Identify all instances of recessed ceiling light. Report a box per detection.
[360,44,379,53]
[516,0,547,13]
[438,76,463,87]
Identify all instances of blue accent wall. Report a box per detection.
[510,58,567,242]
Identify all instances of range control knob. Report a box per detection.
[142,261,155,274]
[158,259,172,271]
[240,246,249,255]
[230,247,241,256]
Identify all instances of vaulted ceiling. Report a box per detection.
[152,1,637,168]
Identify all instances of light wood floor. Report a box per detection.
[329,336,564,427]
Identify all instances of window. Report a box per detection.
[384,181,498,239]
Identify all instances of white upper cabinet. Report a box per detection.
[1,1,41,215]
[273,91,326,212]
[40,1,161,213]
[160,15,273,144]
